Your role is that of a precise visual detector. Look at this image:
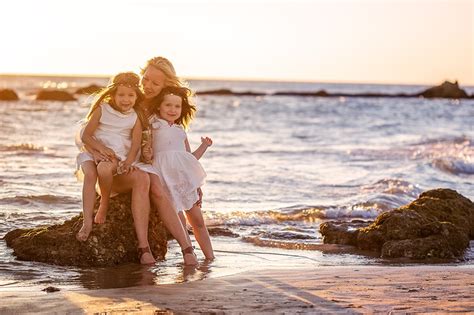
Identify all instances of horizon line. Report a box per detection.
[0,72,471,87]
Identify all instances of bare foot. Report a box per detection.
[76,223,92,242]
[94,204,108,224]
[182,247,198,266]
[138,247,156,265]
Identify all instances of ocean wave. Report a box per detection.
[431,158,474,175]
[0,194,79,206]
[0,143,47,152]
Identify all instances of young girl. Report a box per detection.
[144,85,215,260]
[75,72,144,241]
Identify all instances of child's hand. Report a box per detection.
[201,137,213,147]
[117,161,132,175]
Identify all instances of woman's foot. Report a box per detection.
[182,246,198,266]
[76,222,93,242]
[138,246,156,265]
[94,203,108,224]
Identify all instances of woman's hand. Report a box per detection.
[196,187,203,207]
[90,149,109,164]
[98,146,116,160]
[201,137,213,147]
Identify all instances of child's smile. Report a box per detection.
[159,94,182,124]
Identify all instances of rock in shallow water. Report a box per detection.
[320,188,474,259]
[4,194,167,267]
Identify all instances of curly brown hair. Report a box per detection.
[153,86,196,130]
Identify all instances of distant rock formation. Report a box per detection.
[75,84,103,95]
[320,189,473,260]
[194,81,472,99]
[0,89,19,101]
[4,194,168,267]
[418,81,469,99]
[36,90,76,101]
[197,89,266,96]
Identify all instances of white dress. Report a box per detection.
[76,103,158,176]
[150,117,207,212]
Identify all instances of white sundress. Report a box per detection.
[75,103,158,176]
[150,117,207,212]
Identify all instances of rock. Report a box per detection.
[197,89,266,96]
[36,90,76,101]
[273,90,329,97]
[320,189,474,259]
[418,81,469,99]
[4,194,168,267]
[42,286,60,293]
[0,89,19,101]
[75,84,104,95]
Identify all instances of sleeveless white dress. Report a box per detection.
[76,103,158,176]
[150,117,206,212]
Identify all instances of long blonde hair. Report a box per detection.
[140,56,188,88]
[86,72,143,120]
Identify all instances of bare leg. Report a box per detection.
[112,170,154,264]
[76,161,97,241]
[95,160,118,224]
[149,174,197,265]
[185,205,215,260]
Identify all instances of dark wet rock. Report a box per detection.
[418,81,469,99]
[320,189,474,259]
[273,90,329,97]
[4,194,167,267]
[42,286,60,293]
[207,227,239,238]
[197,89,266,96]
[0,89,19,101]
[75,84,104,95]
[320,222,364,246]
[36,89,76,101]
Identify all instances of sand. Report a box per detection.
[1,265,473,314]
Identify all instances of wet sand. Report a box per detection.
[1,265,473,314]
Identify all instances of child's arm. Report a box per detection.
[122,119,143,171]
[81,107,116,160]
[186,136,213,160]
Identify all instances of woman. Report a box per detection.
[88,57,198,266]
[137,56,199,266]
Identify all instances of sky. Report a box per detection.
[1,0,473,85]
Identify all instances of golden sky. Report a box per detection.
[1,0,473,85]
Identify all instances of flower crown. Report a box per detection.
[107,72,140,89]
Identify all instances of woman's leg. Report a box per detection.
[149,174,197,265]
[112,170,154,264]
[185,205,215,260]
[76,161,97,241]
[95,160,118,224]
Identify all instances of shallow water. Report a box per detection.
[0,76,473,289]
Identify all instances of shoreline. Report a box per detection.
[1,265,473,314]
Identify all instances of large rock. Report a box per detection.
[75,84,104,95]
[4,194,167,267]
[320,189,473,259]
[0,89,19,101]
[418,81,469,99]
[36,89,76,101]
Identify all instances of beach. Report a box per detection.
[1,265,473,314]
[1,76,473,312]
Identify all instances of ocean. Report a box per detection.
[0,75,473,289]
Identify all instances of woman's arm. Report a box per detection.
[123,119,143,168]
[81,107,116,159]
[187,136,212,160]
